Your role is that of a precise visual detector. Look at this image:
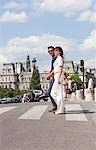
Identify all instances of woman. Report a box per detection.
[51,46,64,114]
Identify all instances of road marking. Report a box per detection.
[0,107,16,115]
[65,104,88,121]
[18,105,48,120]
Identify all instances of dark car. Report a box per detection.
[22,92,35,103]
[34,92,48,102]
[15,95,23,103]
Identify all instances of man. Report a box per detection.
[47,46,57,112]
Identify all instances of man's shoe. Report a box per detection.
[48,106,57,112]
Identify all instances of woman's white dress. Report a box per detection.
[51,55,64,114]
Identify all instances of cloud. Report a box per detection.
[0,53,8,64]
[0,33,95,71]
[0,33,77,70]
[33,0,93,16]
[80,29,96,50]
[5,33,77,55]
[84,59,96,69]
[0,11,29,23]
[3,2,28,10]
[78,10,96,23]
[0,49,16,72]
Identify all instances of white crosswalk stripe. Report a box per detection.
[0,104,89,121]
[0,107,16,115]
[18,105,48,120]
[65,104,88,121]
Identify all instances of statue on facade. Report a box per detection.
[85,77,94,101]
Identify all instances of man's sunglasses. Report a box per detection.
[48,50,53,53]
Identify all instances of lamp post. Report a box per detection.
[80,60,84,99]
[32,58,36,69]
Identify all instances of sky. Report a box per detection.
[0,0,96,72]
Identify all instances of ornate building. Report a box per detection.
[0,56,33,90]
[0,55,49,91]
[40,71,49,92]
[0,57,95,91]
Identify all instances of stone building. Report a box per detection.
[0,58,95,91]
[40,71,49,92]
[0,63,18,89]
[0,55,49,91]
[0,56,33,90]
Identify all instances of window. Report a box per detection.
[5,77,7,81]
[9,84,11,88]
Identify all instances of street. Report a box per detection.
[0,101,96,150]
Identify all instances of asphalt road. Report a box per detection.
[0,101,96,150]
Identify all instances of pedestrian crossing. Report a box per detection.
[0,104,90,121]
[18,105,48,120]
[0,106,16,115]
[65,104,88,121]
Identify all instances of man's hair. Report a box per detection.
[48,46,54,50]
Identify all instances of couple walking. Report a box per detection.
[47,46,64,114]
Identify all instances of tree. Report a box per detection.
[30,66,41,90]
[4,88,14,98]
[71,73,82,89]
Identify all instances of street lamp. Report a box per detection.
[80,60,84,99]
[32,58,36,69]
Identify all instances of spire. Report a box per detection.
[26,55,31,72]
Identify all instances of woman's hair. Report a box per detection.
[55,46,64,58]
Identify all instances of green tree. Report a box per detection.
[71,73,82,89]
[30,66,41,90]
[0,88,6,98]
[4,88,14,98]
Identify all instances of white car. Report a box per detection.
[33,90,43,96]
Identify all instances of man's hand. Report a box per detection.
[47,71,54,80]
[47,74,51,80]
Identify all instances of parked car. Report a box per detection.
[22,90,48,103]
[15,95,23,103]
[22,91,35,103]
[34,92,48,102]
[33,90,43,96]
[0,98,18,104]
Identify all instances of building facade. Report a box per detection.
[0,56,33,90]
[0,58,95,91]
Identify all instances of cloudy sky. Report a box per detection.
[0,0,96,72]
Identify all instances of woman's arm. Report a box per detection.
[58,66,63,84]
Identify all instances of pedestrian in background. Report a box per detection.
[63,72,68,100]
[67,76,72,100]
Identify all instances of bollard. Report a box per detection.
[76,90,83,100]
[85,88,94,101]
[70,92,76,101]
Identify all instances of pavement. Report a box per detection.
[0,100,96,150]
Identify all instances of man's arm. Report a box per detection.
[47,70,54,80]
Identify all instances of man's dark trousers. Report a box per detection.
[48,77,57,107]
